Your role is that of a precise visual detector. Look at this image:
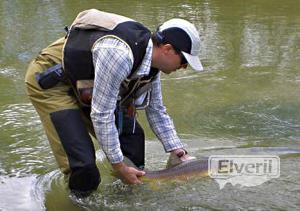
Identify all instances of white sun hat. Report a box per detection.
[158,18,203,71]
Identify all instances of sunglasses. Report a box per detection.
[179,52,188,65]
[173,47,188,65]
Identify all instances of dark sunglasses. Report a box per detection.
[173,47,188,65]
[179,52,188,65]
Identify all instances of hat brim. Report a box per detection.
[182,52,203,71]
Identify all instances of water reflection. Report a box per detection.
[240,18,300,70]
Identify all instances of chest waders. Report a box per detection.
[25,9,157,197]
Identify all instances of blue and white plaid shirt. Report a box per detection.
[91,37,184,164]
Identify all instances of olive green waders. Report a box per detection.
[25,38,100,195]
[25,37,146,196]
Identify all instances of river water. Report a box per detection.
[0,0,299,210]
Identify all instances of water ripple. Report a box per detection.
[0,175,45,211]
[0,103,53,177]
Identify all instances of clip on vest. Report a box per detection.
[36,64,65,89]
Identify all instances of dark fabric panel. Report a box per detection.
[50,109,100,192]
[118,115,145,169]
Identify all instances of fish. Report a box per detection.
[141,158,209,181]
[122,155,209,182]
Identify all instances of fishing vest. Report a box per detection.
[62,9,159,108]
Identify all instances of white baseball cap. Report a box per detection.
[157,18,203,71]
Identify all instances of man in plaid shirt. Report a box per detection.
[25,9,203,196]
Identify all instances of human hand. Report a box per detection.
[167,148,196,168]
[171,148,196,161]
[112,162,145,184]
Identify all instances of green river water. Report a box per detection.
[0,0,300,210]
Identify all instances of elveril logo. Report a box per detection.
[208,155,280,189]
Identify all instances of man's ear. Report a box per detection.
[161,44,173,55]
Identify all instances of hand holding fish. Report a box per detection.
[167,148,196,168]
[171,148,196,161]
[112,162,145,184]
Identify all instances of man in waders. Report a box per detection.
[25,9,203,196]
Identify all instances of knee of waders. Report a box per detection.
[69,164,101,196]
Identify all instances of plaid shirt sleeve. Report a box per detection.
[145,73,184,152]
[90,38,133,164]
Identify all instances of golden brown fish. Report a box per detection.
[141,158,208,182]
